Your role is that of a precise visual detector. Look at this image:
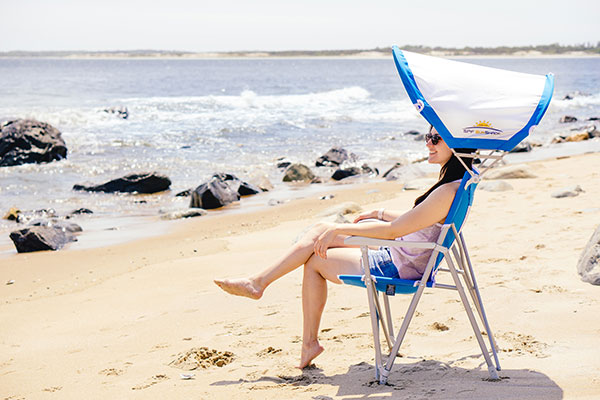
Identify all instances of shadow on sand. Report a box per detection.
[211,358,563,399]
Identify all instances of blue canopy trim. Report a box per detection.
[392,46,555,152]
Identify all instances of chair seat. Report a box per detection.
[338,274,434,295]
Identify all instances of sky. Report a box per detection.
[1,0,598,52]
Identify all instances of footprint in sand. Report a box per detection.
[131,374,169,390]
[498,331,549,358]
[42,386,62,392]
[99,368,123,376]
[169,347,234,370]
[256,346,282,357]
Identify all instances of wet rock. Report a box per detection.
[551,185,584,198]
[0,119,67,167]
[213,173,261,196]
[73,172,171,194]
[332,167,361,181]
[486,165,537,180]
[9,226,76,253]
[577,224,600,285]
[69,208,93,215]
[160,209,207,220]
[190,177,240,210]
[478,180,514,192]
[29,219,83,233]
[283,163,315,182]
[559,115,577,123]
[175,189,191,197]
[510,142,533,153]
[588,117,600,121]
[3,207,20,221]
[316,147,355,167]
[103,106,129,119]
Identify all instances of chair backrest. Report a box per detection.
[431,168,479,277]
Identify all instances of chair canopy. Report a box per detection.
[392,46,554,152]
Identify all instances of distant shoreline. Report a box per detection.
[2,45,599,59]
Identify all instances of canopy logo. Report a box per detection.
[463,121,503,136]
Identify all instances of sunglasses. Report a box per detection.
[425,133,442,145]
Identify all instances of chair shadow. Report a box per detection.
[211,358,563,399]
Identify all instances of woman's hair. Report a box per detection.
[413,125,475,207]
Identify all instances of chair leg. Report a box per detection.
[373,291,393,350]
[446,256,499,380]
[361,247,384,381]
[460,234,501,371]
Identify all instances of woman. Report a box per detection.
[214,126,473,369]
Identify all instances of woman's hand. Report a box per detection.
[314,223,339,259]
[353,210,378,223]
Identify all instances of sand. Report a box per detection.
[1,152,600,399]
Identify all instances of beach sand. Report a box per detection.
[1,152,600,399]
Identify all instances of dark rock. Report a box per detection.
[360,163,378,176]
[577,224,600,285]
[559,115,578,123]
[175,189,192,197]
[405,130,421,136]
[9,226,76,253]
[69,208,93,215]
[563,94,573,100]
[3,207,20,221]
[212,173,261,196]
[0,119,67,167]
[160,209,207,220]
[316,147,354,167]
[277,161,291,169]
[29,219,83,233]
[587,117,600,121]
[103,106,129,119]
[332,167,361,181]
[190,177,240,209]
[509,142,533,153]
[283,164,315,182]
[73,172,171,194]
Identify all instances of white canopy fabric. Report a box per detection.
[392,46,554,151]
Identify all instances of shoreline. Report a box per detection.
[1,151,599,398]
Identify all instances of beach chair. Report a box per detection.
[338,47,554,384]
[339,166,503,383]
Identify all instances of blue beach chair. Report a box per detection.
[338,47,554,384]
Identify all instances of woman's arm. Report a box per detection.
[353,208,402,223]
[314,182,459,259]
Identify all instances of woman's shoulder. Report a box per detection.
[433,180,461,196]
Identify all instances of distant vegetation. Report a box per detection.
[1,43,599,58]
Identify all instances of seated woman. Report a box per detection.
[214,126,474,369]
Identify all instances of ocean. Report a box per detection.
[1,56,599,250]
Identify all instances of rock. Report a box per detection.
[563,94,574,100]
[253,176,273,192]
[277,161,291,169]
[485,165,537,180]
[509,142,532,153]
[318,202,362,217]
[332,167,361,181]
[551,185,584,198]
[316,147,355,167]
[103,106,129,119]
[29,219,83,233]
[586,125,599,138]
[73,172,171,194]
[559,115,577,123]
[565,132,590,142]
[283,164,315,182]
[175,189,192,197]
[0,119,67,167]
[587,117,600,121]
[577,225,600,285]
[69,208,93,215]
[478,180,514,192]
[405,130,421,136]
[9,226,76,253]
[160,209,207,220]
[383,163,425,182]
[211,173,261,196]
[190,177,240,210]
[3,207,20,221]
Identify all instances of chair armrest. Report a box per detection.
[344,236,438,250]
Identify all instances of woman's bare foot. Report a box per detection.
[213,278,263,300]
[298,341,324,369]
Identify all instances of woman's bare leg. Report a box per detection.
[299,248,362,368]
[214,223,353,299]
